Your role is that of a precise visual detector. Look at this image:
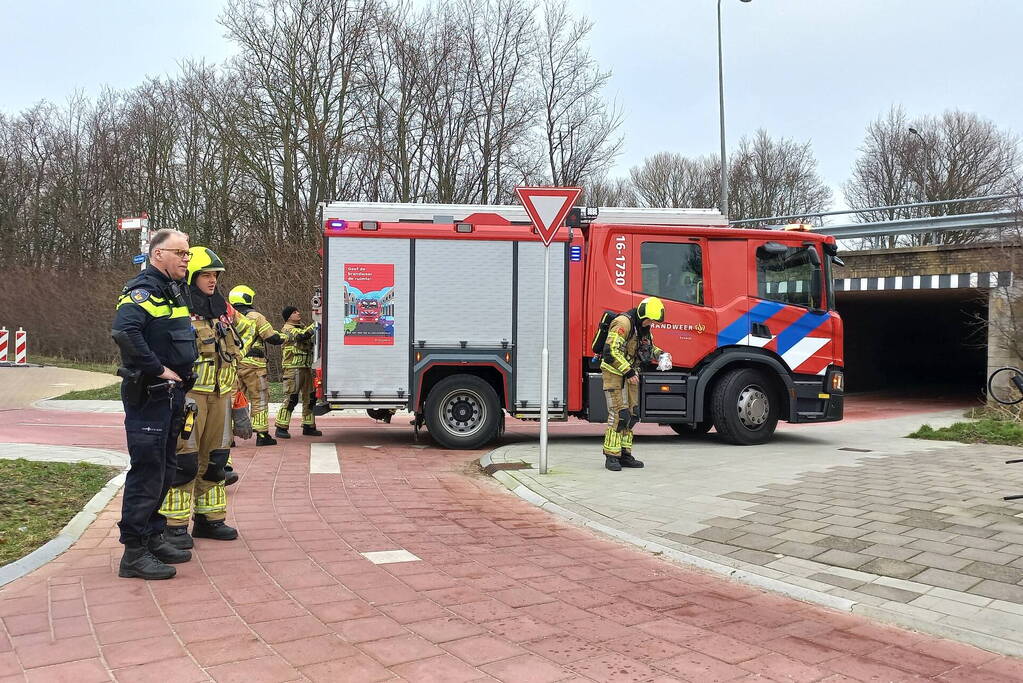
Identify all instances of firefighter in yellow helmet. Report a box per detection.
[274,306,320,439]
[160,246,251,549]
[229,285,285,446]
[600,297,666,471]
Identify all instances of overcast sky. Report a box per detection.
[3,0,1021,210]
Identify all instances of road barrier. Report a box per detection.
[14,327,26,365]
[0,327,7,363]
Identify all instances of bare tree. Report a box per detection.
[628,152,717,209]
[845,106,1020,247]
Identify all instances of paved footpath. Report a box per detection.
[1,402,1022,680]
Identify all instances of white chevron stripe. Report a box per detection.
[782,337,830,371]
[735,334,773,349]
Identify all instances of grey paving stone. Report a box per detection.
[808,572,865,590]
[904,527,956,542]
[685,539,742,556]
[858,558,927,580]
[698,516,747,529]
[771,541,828,560]
[817,536,871,553]
[719,492,762,502]
[789,500,828,512]
[859,531,910,547]
[968,579,1023,603]
[820,525,869,539]
[954,547,1019,565]
[900,509,950,521]
[862,521,914,534]
[906,552,973,572]
[748,504,790,515]
[907,538,963,555]
[813,549,872,570]
[857,583,923,603]
[785,509,828,522]
[778,518,828,533]
[728,548,779,566]
[862,511,909,524]
[735,522,787,537]
[991,531,1023,545]
[903,517,952,531]
[691,526,744,543]
[912,567,984,592]
[775,529,827,545]
[950,534,1010,551]
[862,544,921,561]
[999,543,1023,555]
[825,505,867,517]
[960,561,1023,584]
[942,524,998,539]
[730,533,782,552]
[738,513,788,526]
[820,514,869,528]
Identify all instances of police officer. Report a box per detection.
[274,307,321,439]
[160,247,249,549]
[600,297,666,471]
[111,228,197,580]
[229,285,284,446]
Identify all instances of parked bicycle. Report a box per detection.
[987,366,1023,405]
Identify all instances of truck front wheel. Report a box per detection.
[424,375,502,450]
[710,368,778,445]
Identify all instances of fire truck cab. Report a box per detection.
[313,202,844,449]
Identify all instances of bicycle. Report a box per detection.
[987,366,1023,405]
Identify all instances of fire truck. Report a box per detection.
[312,202,844,449]
[356,299,381,323]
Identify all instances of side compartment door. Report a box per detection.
[745,239,835,376]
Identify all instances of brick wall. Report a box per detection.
[838,243,1022,279]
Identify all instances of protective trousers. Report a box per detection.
[237,363,269,432]
[118,382,185,544]
[603,377,640,456]
[160,390,231,526]
[274,367,315,429]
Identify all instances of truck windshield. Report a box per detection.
[756,245,820,309]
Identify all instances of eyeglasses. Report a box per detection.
[158,248,191,259]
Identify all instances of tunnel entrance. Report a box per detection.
[836,288,988,399]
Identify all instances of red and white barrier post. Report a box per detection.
[14,327,27,365]
[0,327,8,363]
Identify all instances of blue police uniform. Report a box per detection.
[111,265,197,548]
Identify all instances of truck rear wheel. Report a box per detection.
[710,367,778,445]
[424,375,502,450]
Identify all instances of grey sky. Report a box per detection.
[3,0,1021,210]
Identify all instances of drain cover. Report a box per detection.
[838,447,873,453]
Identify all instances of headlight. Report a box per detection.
[830,371,844,393]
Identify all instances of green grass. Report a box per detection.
[34,354,119,375]
[55,380,285,402]
[0,459,118,567]
[910,418,1023,448]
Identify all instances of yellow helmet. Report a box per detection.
[637,296,665,322]
[186,246,225,285]
[229,285,255,306]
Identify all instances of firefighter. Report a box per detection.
[600,297,666,471]
[229,285,285,446]
[111,229,197,580]
[273,306,321,439]
[161,246,248,549]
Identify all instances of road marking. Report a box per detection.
[361,549,421,565]
[309,443,340,474]
[17,423,119,429]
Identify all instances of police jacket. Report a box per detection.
[111,265,198,378]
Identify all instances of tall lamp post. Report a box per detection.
[717,0,752,221]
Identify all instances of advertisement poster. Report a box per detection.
[343,263,395,345]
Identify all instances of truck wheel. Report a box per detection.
[424,375,502,450]
[669,421,712,436]
[710,368,778,445]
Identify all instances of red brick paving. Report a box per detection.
[0,406,1019,681]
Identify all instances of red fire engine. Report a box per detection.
[313,202,844,449]
[357,299,380,323]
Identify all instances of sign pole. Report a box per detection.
[539,244,550,474]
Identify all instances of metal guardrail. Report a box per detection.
[816,210,1019,240]
[732,194,1019,226]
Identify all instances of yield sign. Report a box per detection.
[515,186,581,247]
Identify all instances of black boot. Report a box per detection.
[275,426,291,439]
[302,425,323,437]
[148,533,192,564]
[619,451,644,468]
[119,541,176,580]
[192,514,238,541]
[605,454,622,471]
[224,470,239,486]
[255,432,277,447]
[164,525,194,549]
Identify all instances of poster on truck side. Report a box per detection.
[343,263,395,345]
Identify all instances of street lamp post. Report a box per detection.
[717,0,751,221]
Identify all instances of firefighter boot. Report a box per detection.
[164,525,194,550]
[275,427,291,439]
[302,425,322,437]
[255,432,277,447]
[192,514,238,541]
[619,451,645,468]
[605,455,622,471]
[224,470,239,487]
[147,533,192,564]
[119,541,176,580]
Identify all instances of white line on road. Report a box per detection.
[309,443,341,474]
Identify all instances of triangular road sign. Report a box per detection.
[515,186,581,247]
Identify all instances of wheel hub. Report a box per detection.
[443,391,483,434]
[736,385,769,429]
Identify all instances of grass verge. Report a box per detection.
[55,380,286,402]
[910,418,1023,448]
[0,459,118,567]
[34,354,119,375]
